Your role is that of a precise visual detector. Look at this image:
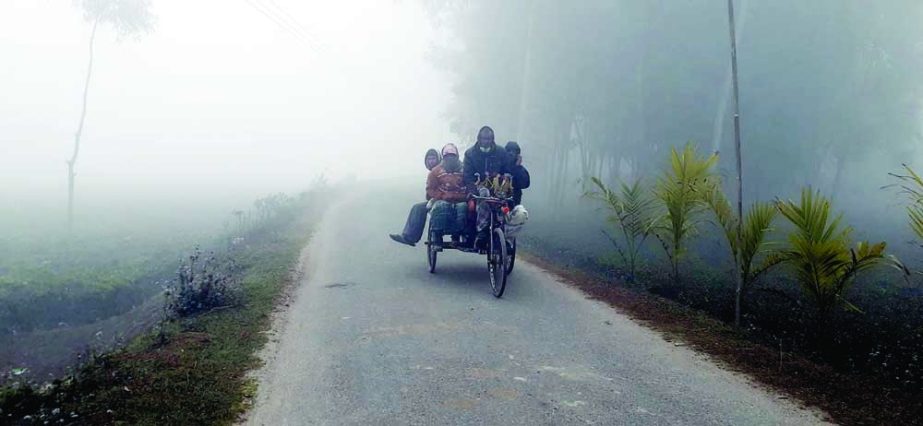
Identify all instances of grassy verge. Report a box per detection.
[0,207,314,425]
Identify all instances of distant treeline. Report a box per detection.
[425,0,923,246]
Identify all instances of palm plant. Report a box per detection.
[772,189,903,332]
[704,185,779,326]
[585,177,656,281]
[890,164,923,242]
[653,143,719,284]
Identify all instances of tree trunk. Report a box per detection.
[815,304,834,354]
[734,260,743,326]
[672,254,680,285]
[553,122,569,209]
[67,20,98,230]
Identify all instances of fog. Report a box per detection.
[3,0,923,302]
[422,0,923,263]
[4,0,923,414]
[9,0,920,240]
[1,0,451,216]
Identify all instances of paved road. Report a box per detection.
[246,192,827,425]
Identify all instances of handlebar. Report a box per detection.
[469,194,514,204]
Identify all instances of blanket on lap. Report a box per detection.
[429,201,467,234]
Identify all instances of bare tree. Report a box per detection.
[68,0,154,229]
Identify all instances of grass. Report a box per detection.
[0,220,221,335]
[0,198,316,425]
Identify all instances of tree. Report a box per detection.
[704,185,779,326]
[585,177,656,282]
[771,189,905,335]
[653,143,719,284]
[67,0,154,228]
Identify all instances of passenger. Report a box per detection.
[462,126,516,248]
[426,143,467,203]
[462,126,512,190]
[504,141,530,207]
[424,148,440,171]
[426,144,468,246]
[389,148,440,247]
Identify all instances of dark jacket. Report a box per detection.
[463,145,513,191]
[508,162,530,206]
[503,141,530,205]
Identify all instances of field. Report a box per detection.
[0,187,322,424]
[0,189,308,384]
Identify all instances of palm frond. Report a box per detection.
[739,201,778,282]
[584,177,621,216]
[752,251,786,282]
[910,204,923,241]
[619,179,657,238]
[702,183,738,256]
[890,164,923,241]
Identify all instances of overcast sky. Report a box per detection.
[0,0,453,204]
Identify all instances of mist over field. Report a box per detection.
[3,0,923,423]
[1,0,450,230]
[0,0,456,389]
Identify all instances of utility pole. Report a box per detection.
[727,0,745,327]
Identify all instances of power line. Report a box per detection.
[262,0,326,52]
[252,0,310,42]
[242,0,319,53]
[243,0,310,46]
[254,0,323,53]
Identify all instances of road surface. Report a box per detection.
[246,191,826,425]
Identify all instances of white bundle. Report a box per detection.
[505,205,529,238]
[507,205,529,225]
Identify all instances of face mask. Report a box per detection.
[442,156,462,172]
[479,144,493,153]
